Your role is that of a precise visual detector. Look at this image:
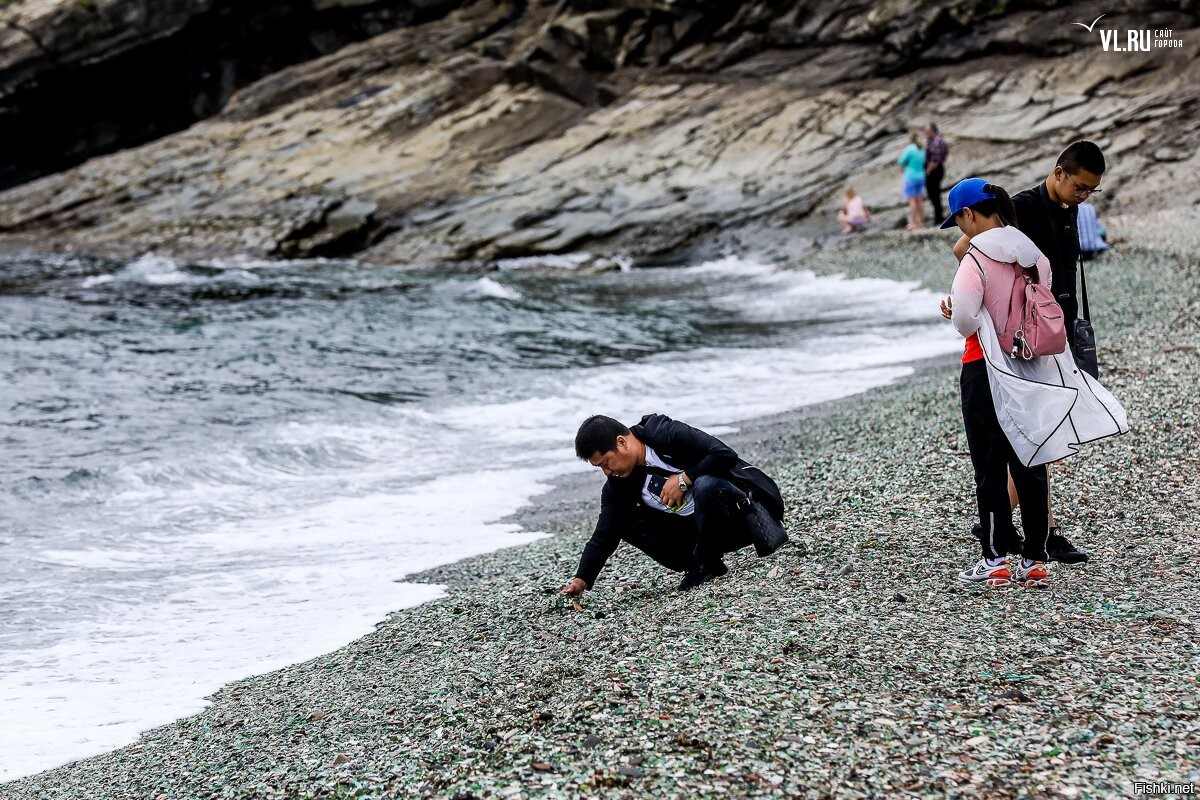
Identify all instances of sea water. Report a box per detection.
[0,251,959,779]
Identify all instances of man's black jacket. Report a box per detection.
[573,414,785,587]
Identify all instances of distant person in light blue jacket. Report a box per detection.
[1077,201,1108,260]
[897,131,926,230]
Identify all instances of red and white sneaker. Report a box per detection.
[957,558,1012,587]
[1013,559,1049,588]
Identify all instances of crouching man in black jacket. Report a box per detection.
[561,414,788,594]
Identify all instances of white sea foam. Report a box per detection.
[118,253,192,285]
[680,255,777,277]
[494,252,593,271]
[0,469,551,781]
[0,575,448,779]
[469,276,523,300]
[201,255,344,271]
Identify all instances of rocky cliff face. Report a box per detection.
[0,0,470,190]
[1,0,1197,265]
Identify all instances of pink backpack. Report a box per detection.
[999,262,1067,360]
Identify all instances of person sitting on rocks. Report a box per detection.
[560,414,789,595]
[838,187,871,235]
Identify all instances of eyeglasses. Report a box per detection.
[1065,174,1102,198]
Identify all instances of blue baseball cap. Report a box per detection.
[940,178,995,228]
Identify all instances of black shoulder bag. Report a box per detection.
[1073,256,1099,378]
[1039,190,1099,378]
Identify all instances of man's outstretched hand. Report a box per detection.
[561,577,587,596]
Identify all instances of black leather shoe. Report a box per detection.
[677,560,728,591]
[740,495,789,557]
[1046,527,1089,564]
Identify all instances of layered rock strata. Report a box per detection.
[1,0,1197,265]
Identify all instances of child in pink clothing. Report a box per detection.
[938,178,1052,589]
[837,188,870,234]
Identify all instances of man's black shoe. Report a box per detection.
[739,494,789,557]
[1046,527,1089,564]
[677,560,728,591]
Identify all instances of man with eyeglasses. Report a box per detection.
[1011,141,1107,566]
[1010,140,1106,364]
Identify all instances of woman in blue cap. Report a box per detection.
[939,178,1054,588]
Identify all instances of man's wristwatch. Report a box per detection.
[677,474,689,493]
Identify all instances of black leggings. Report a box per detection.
[961,360,1050,561]
[927,164,945,224]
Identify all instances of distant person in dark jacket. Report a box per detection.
[924,122,948,225]
[561,414,788,594]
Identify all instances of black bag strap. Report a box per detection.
[1077,252,1091,322]
[1037,185,1091,321]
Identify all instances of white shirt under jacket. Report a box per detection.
[950,226,1129,467]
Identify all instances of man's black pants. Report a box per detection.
[961,360,1050,561]
[622,476,754,571]
[927,164,945,225]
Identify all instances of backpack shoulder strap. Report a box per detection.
[964,248,985,280]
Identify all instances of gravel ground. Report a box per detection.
[5,212,1199,800]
